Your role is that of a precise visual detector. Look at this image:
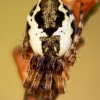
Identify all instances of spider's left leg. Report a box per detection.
[53,60,70,94]
[64,3,84,65]
[44,57,56,100]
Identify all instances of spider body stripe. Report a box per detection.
[22,0,84,100]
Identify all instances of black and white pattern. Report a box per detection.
[26,0,75,57]
[22,0,84,100]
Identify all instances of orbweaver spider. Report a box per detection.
[22,0,84,100]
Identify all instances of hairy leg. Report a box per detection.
[22,35,33,59]
[64,2,84,65]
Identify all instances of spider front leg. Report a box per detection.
[23,55,38,88]
[53,60,70,94]
[44,72,52,100]
[64,3,84,65]
[28,56,45,95]
[44,57,56,100]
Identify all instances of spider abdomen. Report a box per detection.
[26,0,75,57]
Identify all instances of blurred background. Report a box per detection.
[0,0,100,100]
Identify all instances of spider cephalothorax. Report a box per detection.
[22,0,84,100]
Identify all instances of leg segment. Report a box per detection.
[44,72,52,100]
[53,60,69,94]
[28,57,45,95]
[44,57,56,100]
[64,3,84,65]
[22,34,33,59]
[28,70,43,95]
[23,66,34,88]
[23,55,38,88]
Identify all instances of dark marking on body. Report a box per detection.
[26,22,31,39]
[40,35,60,57]
[29,5,37,16]
[34,1,64,37]
[63,4,76,39]
[26,5,37,39]
[63,5,72,17]
[71,20,76,39]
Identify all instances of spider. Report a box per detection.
[22,0,84,100]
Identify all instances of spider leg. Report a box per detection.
[23,55,38,88]
[64,3,84,65]
[23,66,34,88]
[28,57,45,95]
[53,60,67,94]
[44,57,56,100]
[44,72,52,100]
[62,63,70,82]
[22,34,33,59]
